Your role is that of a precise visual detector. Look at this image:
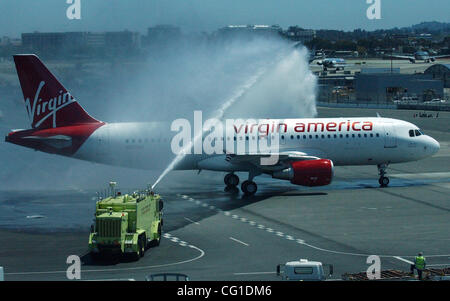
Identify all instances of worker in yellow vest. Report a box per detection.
[410,252,426,280]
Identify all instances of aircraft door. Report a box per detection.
[383,123,397,148]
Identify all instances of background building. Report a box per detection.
[21,31,141,57]
[425,64,450,88]
[355,71,444,103]
[284,26,316,43]
[217,25,282,39]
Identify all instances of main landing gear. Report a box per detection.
[224,173,258,196]
[377,164,390,187]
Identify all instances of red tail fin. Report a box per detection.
[13,54,100,129]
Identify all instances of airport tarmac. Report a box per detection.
[0,107,449,281]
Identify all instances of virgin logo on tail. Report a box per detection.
[24,81,76,128]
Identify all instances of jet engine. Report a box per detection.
[272,159,334,187]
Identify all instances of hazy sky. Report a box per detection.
[0,0,449,38]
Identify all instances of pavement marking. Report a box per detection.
[85,278,135,281]
[229,237,249,247]
[433,154,450,158]
[233,271,276,275]
[184,217,200,225]
[427,263,450,267]
[393,256,414,265]
[432,183,450,189]
[5,233,205,276]
[390,172,450,180]
[183,194,450,259]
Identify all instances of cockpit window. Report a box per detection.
[409,130,415,137]
[415,129,422,136]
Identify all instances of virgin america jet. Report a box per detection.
[5,55,440,195]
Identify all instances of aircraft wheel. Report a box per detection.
[224,173,239,187]
[241,180,257,195]
[379,176,389,187]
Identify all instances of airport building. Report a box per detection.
[147,25,181,41]
[21,31,141,53]
[217,25,282,38]
[22,32,73,51]
[425,64,450,88]
[284,27,316,43]
[354,69,444,103]
[104,31,141,49]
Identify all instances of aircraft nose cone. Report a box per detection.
[426,137,440,156]
[432,138,440,155]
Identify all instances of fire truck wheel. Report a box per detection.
[90,252,100,262]
[139,236,145,257]
[155,224,162,246]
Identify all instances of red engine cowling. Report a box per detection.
[272,159,334,187]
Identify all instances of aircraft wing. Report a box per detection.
[226,150,324,171]
[434,54,450,59]
[385,54,414,60]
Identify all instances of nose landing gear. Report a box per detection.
[378,164,390,187]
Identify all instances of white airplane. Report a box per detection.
[316,58,346,71]
[5,55,440,195]
[387,51,450,64]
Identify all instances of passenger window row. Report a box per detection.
[125,133,381,143]
[125,138,168,143]
[283,133,379,140]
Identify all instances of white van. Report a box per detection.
[276,259,333,281]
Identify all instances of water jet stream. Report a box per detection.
[151,45,308,190]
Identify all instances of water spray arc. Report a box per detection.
[151,44,317,190]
